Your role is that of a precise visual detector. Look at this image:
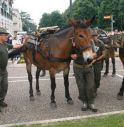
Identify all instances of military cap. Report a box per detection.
[0,27,9,35]
[92,30,98,36]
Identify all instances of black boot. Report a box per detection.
[0,108,1,112]
[81,102,87,111]
[88,104,98,112]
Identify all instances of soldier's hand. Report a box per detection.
[71,54,77,60]
[91,59,97,64]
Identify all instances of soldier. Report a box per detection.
[71,41,97,112]
[0,27,23,112]
[92,31,106,94]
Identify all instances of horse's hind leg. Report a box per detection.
[49,72,57,108]
[117,77,124,100]
[103,59,109,77]
[63,68,73,105]
[26,63,34,101]
[111,57,116,76]
[36,67,41,96]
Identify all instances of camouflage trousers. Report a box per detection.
[93,62,103,89]
[73,64,96,105]
[0,69,8,102]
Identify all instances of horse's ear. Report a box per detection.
[68,19,78,27]
[86,16,96,26]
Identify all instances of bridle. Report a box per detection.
[72,30,93,52]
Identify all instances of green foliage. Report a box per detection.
[38,0,124,30]
[20,11,37,32]
[39,11,64,28]
[11,113,124,127]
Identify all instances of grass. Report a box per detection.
[17,57,25,64]
[11,113,124,127]
[115,51,119,57]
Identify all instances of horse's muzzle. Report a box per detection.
[83,56,93,64]
[87,57,93,64]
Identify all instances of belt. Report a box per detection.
[74,62,92,68]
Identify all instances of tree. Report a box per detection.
[20,11,37,32]
[38,0,124,31]
[39,13,51,27]
[39,11,64,28]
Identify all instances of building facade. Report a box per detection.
[0,0,22,35]
[0,0,13,34]
[12,8,22,33]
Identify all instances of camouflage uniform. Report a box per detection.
[72,42,97,111]
[93,39,105,90]
[0,27,13,110]
[0,43,13,100]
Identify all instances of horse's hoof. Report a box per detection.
[103,73,108,77]
[30,96,35,101]
[117,95,123,100]
[50,102,57,109]
[67,99,74,105]
[111,74,115,77]
[37,91,41,96]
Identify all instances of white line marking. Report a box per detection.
[1,110,124,127]
[9,76,75,83]
[8,70,124,79]
[8,72,74,79]
[116,74,123,78]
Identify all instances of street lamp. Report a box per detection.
[69,0,72,18]
[111,15,114,33]
[104,15,114,33]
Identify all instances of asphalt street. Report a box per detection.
[0,58,124,126]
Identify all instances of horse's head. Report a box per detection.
[69,17,95,63]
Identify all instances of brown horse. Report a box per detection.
[113,33,124,99]
[10,18,95,107]
[103,45,116,77]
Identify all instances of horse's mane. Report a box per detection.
[78,20,89,28]
[54,26,73,38]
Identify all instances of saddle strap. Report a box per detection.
[28,43,71,63]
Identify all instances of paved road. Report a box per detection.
[0,58,124,125]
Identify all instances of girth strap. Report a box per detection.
[47,56,71,62]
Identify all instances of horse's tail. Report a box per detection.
[8,46,24,59]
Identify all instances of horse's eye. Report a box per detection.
[79,35,84,38]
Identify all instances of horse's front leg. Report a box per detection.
[117,77,124,100]
[49,71,57,108]
[26,63,34,101]
[63,68,73,105]
[36,67,41,96]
